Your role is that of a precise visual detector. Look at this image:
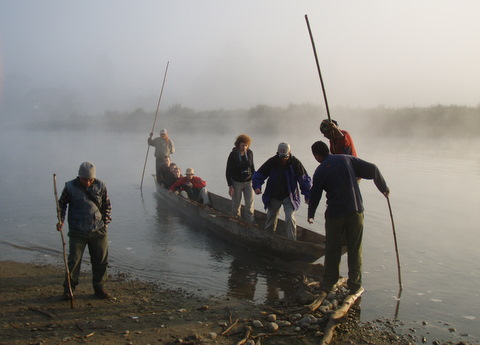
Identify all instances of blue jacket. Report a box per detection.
[308,154,389,218]
[252,155,311,211]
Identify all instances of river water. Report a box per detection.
[0,126,478,343]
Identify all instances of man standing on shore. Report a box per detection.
[56,162,112,300]
[308,141,389,294]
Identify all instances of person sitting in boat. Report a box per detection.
[169,164,183,184]
[157,156,177,189]
[169,162,178,173]
[252,142,311,240]
[172,166,183,180]
[225,134,255,224]
[169,168,211,206]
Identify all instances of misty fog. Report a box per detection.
[1,1,480,122]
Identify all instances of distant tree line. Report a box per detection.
[16,103,480,138]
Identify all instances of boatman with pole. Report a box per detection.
[307,141,389,295]
[319,119,358,157]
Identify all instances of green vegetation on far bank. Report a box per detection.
[13,103,480,138]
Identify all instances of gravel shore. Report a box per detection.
[0,260,465,345]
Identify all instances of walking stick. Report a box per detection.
[140,61,170,189]
[53,174,74,308]
[387,196,403,290]
[305,14,331,123]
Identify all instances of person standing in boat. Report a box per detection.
[56,162,112,300]
[252,142,311,240]
[308,141,389,294]
[319,119,357,157]
[225,134,255,224]
[169,168,211,206]
[148,128,175,180]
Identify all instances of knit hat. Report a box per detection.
[160,129,167,135]
[185,168,194,175]
[319,119,338,134]
[277,142,291,158]
[78,162,96,179]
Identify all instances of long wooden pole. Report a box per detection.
[305,14,331,123]
[387,196,403,290]
[140,61,170,189]
[53,174,74,308]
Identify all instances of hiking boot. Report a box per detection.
[62,291,73,300]
[94,288,111,299]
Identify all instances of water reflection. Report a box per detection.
[154,192,322,304]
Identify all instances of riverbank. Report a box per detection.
[0,261,467,345]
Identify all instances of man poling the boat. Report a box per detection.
[319,119,357,157]
[140,61,169,189]
[308,141,390,295]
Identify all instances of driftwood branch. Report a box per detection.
[320,287,364,345]
[221,318,239,336]
[235,326,252,345]
[320,319,338,345]
[305,277,348,312]
[305,290,327,312]
[29,307,53,318]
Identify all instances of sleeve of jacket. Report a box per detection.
[352,157,389,193]
[225,151,234,186]
[252,158,271,190]
[102,186,112,225]
[249,150,255,174]
[308,169,323,219]
[192,177,206,189]
[169,178,183,191]
[294,159,312,199]
[58,185,70,223]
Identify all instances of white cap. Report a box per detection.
[277,142,291,158]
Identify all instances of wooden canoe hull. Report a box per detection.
[154,180,326,262]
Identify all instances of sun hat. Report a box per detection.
[185,168,194,175]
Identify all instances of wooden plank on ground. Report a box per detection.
[304,277,348,312]
[320,286,365,345]
[332,286,364,320]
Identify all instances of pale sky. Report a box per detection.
[1,1,479,114]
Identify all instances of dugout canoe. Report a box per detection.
[154,178,326,262]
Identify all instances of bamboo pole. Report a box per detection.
[305,14,331,123]
[387,196,403,290]
[53,174,74,308]
[140,61,170,189]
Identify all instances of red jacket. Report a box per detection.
[330,130,357,157]
[169,176,206,192]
